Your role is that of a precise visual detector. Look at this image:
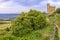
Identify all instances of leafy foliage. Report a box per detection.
[56,8,60,14]
[10,10,47,37]
[0,24,53,40]
[0,10,56,40]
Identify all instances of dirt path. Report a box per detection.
[47,17,56,40]
[47,15,59,40]
[58,29,60,38]
[50,22,57,40]
[49,19,60,40]
[46,13,60,40]
[55,23,60,39]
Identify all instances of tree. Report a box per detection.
[10,10,47,37]
[56,8,60,14]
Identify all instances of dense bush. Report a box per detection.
[56,8,60,14]
[0,10,55,40]
[10,10,47,37]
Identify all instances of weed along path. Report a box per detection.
[58,28,60,38]
[56,21,60,39]
[56,14,60,39]
[47,15,59,40]
[46,16,55,40]
[55,22,60,39]
[48,18,60,40]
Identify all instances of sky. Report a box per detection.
[0,0,60,13]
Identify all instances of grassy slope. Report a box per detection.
[19,25,53,40]
[0,17,58,40]
[0,23,53,40]
[0,18,54,40]
[0,16,58,40]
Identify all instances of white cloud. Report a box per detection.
[0,0,44,13]
[0,0,4,2]
[0,1,30,13]
[47,0,60,8]
[0,0,60,13]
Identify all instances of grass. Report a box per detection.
[49,14,59,40]
[56,16,60,28]
[0,24,11,29]
[54,28,59,40]
[0,20,11,35]
[0,19,54,40]
[0,23,53,40]
[0,15,58,40]
[0,20,11,24]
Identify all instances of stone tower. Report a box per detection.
[47,3,55,15]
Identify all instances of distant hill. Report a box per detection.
[0,14,19,20]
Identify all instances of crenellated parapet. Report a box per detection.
[47,3,55,15]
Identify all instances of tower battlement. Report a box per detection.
[47,3,55,15]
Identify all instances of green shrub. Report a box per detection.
[10,10,47,37]
[56,8,60,14]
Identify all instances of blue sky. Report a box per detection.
[0,0,60,13]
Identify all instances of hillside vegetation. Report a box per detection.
[7,10,54,40]
[0,10,59,40]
